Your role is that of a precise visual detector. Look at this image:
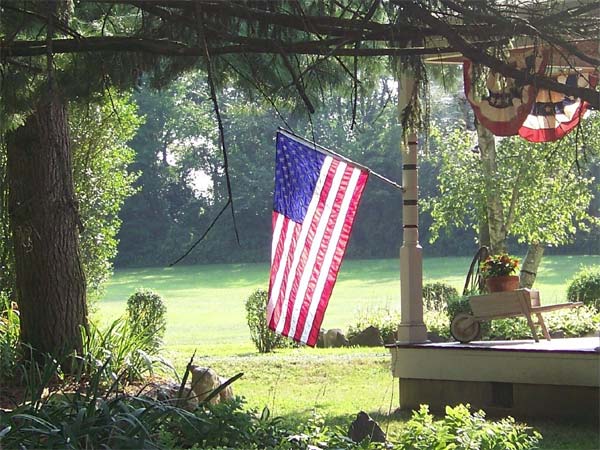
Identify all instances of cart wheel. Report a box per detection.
[450,313,481,343]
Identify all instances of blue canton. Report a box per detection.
[274,133,326,223]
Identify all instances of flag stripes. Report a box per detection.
[267,149,368,346]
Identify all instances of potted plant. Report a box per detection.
[480,253,520,292]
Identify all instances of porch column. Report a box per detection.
[397,132,428,343]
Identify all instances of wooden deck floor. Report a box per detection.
[387,336,600,354]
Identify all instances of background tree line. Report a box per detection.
[115,73,600,268]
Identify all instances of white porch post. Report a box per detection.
[397,132,428,343]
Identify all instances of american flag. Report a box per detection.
[267,131,369,346]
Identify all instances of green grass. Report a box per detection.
[98,255,600,449]
[98,255,600,354]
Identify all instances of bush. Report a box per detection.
[567,265,600,310]
[246,288,285,353]
[347,306,400,343]
[396,404,541,450]
[126,288,167,354]
[423,282,458,312]
[0,292,20,380]
[81,317,173,382]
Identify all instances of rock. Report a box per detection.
[427,331,446,343]
[190,365,234,404]
[549,330,565,339]
[316,329,326,348]
[154,383,198,411]
[323,328,349,348]
[349,326,384,347]
[348,411,386,443]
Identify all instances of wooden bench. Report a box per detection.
[450,288,583,343]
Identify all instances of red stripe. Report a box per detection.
[268,213,288,328]
[280,159,340,338]
[518,102,588,143]
[268,219,301,330]
[306,170,369,346]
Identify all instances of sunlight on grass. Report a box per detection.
[96,255,600,450]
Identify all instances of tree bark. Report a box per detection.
[520,243,544,289]
[476,122,507,255]
[6,92,87,358]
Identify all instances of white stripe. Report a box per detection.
[271,213,285,265]
[286,161,350,338]
[300,167,362,343]
[274,157,334,334]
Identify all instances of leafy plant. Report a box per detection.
[0,291,20,380]
[567,265,600,310]
[397,404,541,450]
[80,317,173,383]
[347,306,400,344]
[245,288,286,353]
[480,254,520,279]
[126,288,167,354]
[422,282,458,312]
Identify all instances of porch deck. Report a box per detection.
[387,337,600,421]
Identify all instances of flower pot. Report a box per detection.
[485,275,520,292]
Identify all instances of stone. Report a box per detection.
[348,411,386,443]
[316,329,326,348]
[550,330,565,339]
[349,326,384,347]
[427,331,447,343]
[323,328,349,348]
[190,365,234,404]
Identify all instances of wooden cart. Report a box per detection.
[450,288,583,343]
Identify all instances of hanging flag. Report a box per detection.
[519,72,597,143]
[267,130,369,346]
[463,50,547,136]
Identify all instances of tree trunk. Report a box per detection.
[476,122,507,255]
[6,93,87,358]
[520,243,544,288]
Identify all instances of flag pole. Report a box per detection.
[277,127,405,193]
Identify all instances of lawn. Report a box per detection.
[97,255,600,449]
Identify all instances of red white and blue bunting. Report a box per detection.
[518,72,598,143]
[463,50,548,137]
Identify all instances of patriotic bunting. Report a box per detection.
[463,51,547,136]
[267,131,369,346]
[519,72,598,143]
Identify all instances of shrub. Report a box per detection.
[0,292,20,380]
[396,404,541,450]
[424,310,451,339]
[347,306,400,343]
[245,288,285,353]
[567,265,600,310]
[126,288,167,354]
[81,317,173,382]
[423,282,458,312]
[446,294,472,320]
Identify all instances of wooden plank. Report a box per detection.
[530,302,583,313]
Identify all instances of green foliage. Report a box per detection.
[245,288,285,353]
[567,265,600,310]
[70,92,141,301]
[424,118,599,248]
[81,317,172,382]
[446,294,473,320]
[126,288,167,354]
[423,310,451,339]
[347,306,401,343]
[0,292,20,380]
[422,282,458,312]
[396,404,541,450]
